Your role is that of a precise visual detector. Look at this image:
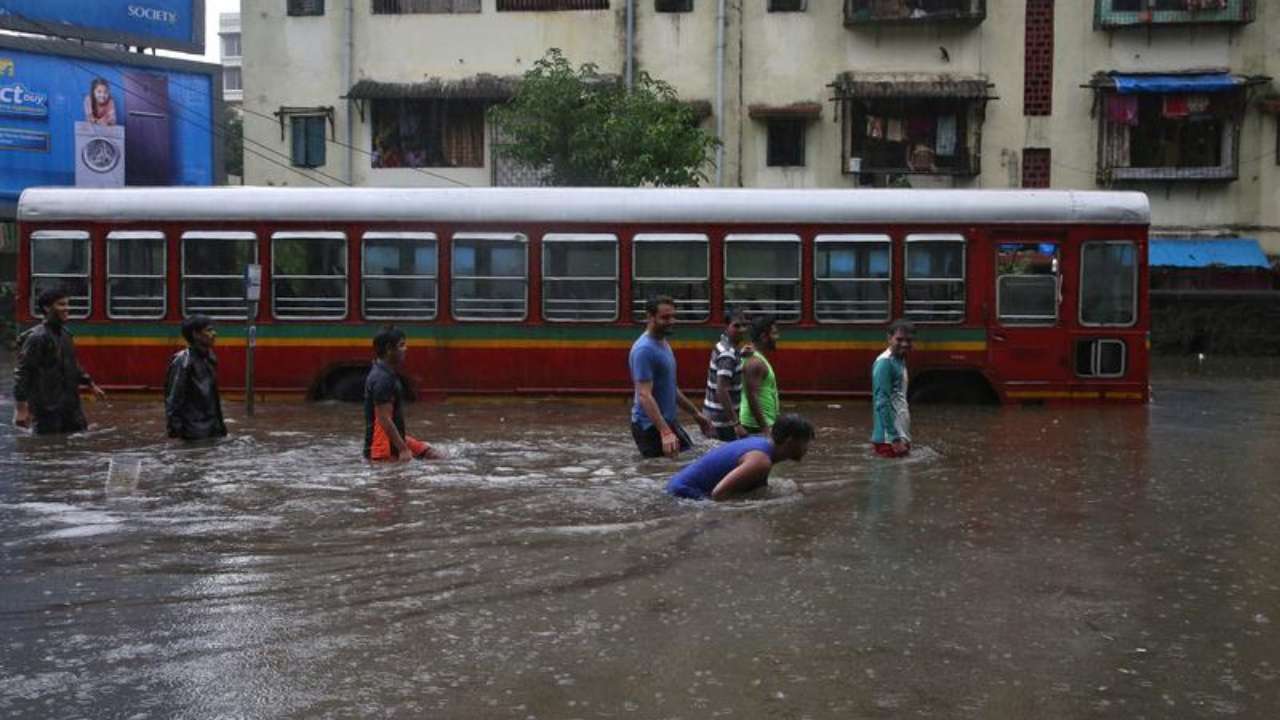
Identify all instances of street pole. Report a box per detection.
[245,302,256,417]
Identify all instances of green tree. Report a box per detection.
[223,107,244,180]
[489,49,718,187]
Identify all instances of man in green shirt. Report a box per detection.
[740,314,780,436]
[871,319,914,458]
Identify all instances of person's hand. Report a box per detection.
[397,447,414,462]
[892,438,909,455]
[90,383,107,401]
[734,423,748,439]
[740,343,755,356]
[13,402,30,429]
[695,414,714,439]
[660,429,680,458]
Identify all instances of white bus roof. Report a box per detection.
[17,187,1150,226]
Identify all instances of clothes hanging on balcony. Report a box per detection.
[1163,95,1190,119]
[935,115,957,156]
[886,118,905,142]
[866,115,885,139]
[1106,94,1139,126]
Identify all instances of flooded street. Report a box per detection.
[3,359,1280,719]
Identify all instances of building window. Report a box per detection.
[768,0,805,11]
[362,232,438,320]
[1022,148,1051,187]
[291,115,326,168]
[224,67,242,93]
[844,0,985,24]
[452,233,528,321]
[814,234,891,323]
[221,34,241,58]
[1080,242,1137,327]
[996,241,1058,326]
[1096,0,1254,28]
[904,234,965,323]
[287,0,325,16]
[107,231,166,319]
[497,0,609,10]
[1098,87,1242,182]
[542,234,618,322]
[373,0,481,12]
[271,232,348,320]
[724,234,802,322]
[371,99,485,168]
[182,232,257,320]
[1023,0,1053,116]
[656,0,692,10]
[632,234,710,322]
[766,118,806,167]
[29,230,91,319]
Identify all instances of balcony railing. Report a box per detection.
[844,0,985,27]
[1095,0,1254,29]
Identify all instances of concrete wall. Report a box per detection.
[243,0,1280,251]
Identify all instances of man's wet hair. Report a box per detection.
[772,414,815,444]
[723,307,747,326]
[36,287,68,313]
[373,326,406,358]
[887,318,916,337]
[750,314,777,343]
[645,295,676,316]
[181,314,213,344]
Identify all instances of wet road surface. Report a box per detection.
[2,359,1279,718]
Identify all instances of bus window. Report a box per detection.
[542,233,618,322]
[724,234,801,322]
[452,232,528,321]
[632,234,710,322]
[1080,242,1137,327]
[996,242,1059,326]
[814,234,891,323]
[182,231,258,319]
[904,234,965,323]
[362,232,438,320]
[107,231,166,319]
[271,232,349,320]
[29,230,91,319]
[1076,338,1126,378]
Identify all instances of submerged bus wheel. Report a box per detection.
[909,371,998,405]
[314,366,370,403]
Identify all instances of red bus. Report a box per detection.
[15,187,1150,404]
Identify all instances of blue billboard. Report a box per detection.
[0,1,204,55]
[0,43,217,205]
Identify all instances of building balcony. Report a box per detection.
[1095,0,1254,29]
[844,0,985,27]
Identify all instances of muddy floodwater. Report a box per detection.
[3,357,1280,719]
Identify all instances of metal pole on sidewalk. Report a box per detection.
[245,304,256,417]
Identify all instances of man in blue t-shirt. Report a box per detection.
[666,413,815,501]
[630,295,714,458]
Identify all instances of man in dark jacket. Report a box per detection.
[13,289,106,434]
[164,315,227,441]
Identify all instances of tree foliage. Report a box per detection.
[223,107,244,180]
[488,49,718,187]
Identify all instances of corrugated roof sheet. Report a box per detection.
[831,72,993,99]
[1150,238,1271,269]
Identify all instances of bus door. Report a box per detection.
[987,235,1069,395]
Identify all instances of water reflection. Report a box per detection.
[2,361,1279,718]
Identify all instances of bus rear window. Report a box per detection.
[452,233,528,321]
[182,231,257,319]
[271,232,349,321]
[632,234,710,322]
[724,234,801,322]
[542,234,618,322]
[997,242,1058,326]
[30,230,91,319]
[1080,242,1137,327]
[107,231,166,319]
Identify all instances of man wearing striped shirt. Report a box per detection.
[702,309,750,442]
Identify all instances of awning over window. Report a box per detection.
[831,72,994,100]
[1150,238,1272,269]
[1110,72,1243,95]
[344,75,521,101]
[747,102,823,120]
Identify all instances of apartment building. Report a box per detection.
[242,0,1279,251]
[220,12,244,106]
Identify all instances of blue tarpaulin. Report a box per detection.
[1111,73,1242,95]
[1150,238,1271,269]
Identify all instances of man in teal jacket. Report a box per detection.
[871,319,913,458]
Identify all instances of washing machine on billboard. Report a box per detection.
[74,122,125,187]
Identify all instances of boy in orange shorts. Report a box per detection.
[364,326,442,461]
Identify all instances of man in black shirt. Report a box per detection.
[13,289,106,434]
[165,315,228,441]
[364,326,441,461]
